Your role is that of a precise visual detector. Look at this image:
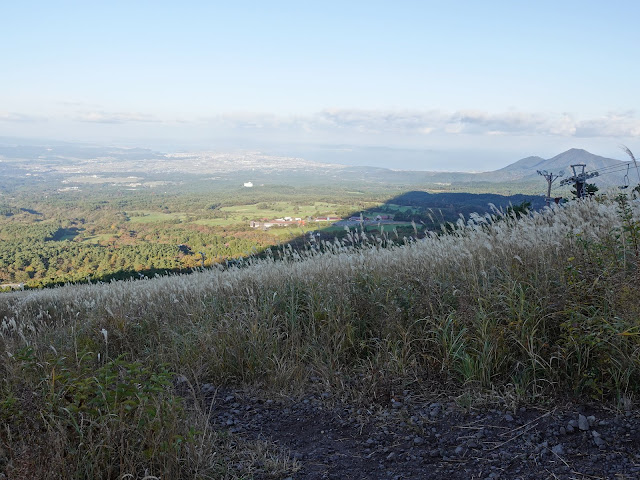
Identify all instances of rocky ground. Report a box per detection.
[199,384,640,480]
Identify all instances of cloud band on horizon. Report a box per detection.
[2,108,639,139]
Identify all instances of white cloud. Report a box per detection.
[0,111,47,122]
[303,109,640,138]
[574,112,640,138]
[315,109,444,134]
[4,107,640,141]
[73,111,160,124]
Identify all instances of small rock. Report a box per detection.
[454,446,464,456]
[386,452,396,461]
[414,436,424,445]
[552,444,565,455]
[587,415,596,426]
[504,414,514,422]
[592,430,606,447]
[201,383,215,394]
[578,414,590,431]
[559,427,566,435]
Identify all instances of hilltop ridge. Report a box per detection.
[494,148,626,182]
[411,148,629,188]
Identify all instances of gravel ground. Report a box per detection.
[199,384,640,480]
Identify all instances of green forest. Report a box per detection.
[0,184,544,288]
[0,185,379,287]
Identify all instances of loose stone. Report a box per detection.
[578,414,590,431]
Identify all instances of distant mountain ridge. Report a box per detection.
[497,148,623,176]
[406,148,629,188]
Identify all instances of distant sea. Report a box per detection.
[263,144,510,172]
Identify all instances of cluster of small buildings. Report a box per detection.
[250,216,344,229]
[249,217,305,228]
[250,214,395,229]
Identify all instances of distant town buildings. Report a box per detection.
[249,213,396,229]
[250,218,304,228]
[243,182,254,188]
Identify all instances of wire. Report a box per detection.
[594,166,634,178]
[540,160,638,197]
[590,161,633,175]
[549,163,637,193]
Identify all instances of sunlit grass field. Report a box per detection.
[1,194,639,478]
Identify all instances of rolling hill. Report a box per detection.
[490,148,629,186]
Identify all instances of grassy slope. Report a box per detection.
[1,195,639,478]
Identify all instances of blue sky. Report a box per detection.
[2,1,640,170]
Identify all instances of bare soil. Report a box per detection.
[203,386,640,480]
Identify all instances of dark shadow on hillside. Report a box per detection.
[18,190,548,289]
[240,191,545,258]
[20,207,42,215]
[46,227,83,241]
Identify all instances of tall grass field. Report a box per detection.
[1,194,639,478]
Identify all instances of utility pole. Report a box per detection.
[537,170,564,207]
[559,164,599,198]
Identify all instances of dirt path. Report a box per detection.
[204,387,640,479]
